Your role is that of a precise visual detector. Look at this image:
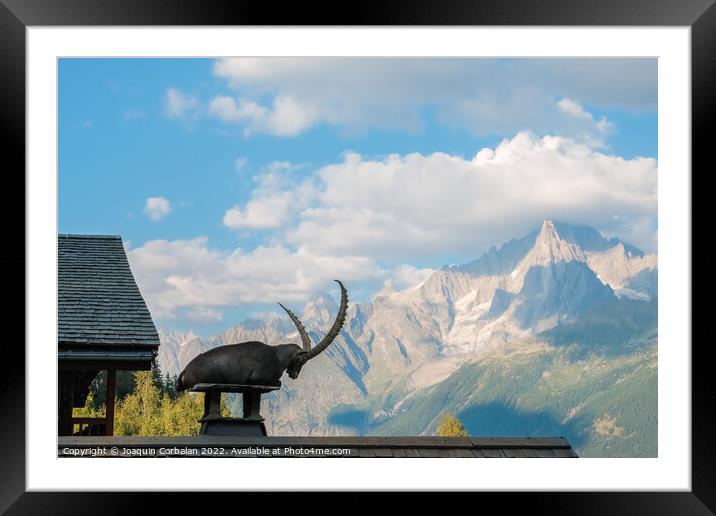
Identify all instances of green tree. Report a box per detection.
[150,362,165,392]
[113,370,231,436]
[76,369,232,436]
[85,370,136,409]
[114,370,164,435]
[158,389,206,435]
[436,413,468,437]
[164,373,179,401]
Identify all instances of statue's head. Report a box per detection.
[279,280,349,380]
[286,353,307,379]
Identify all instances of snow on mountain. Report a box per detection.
[526,220,588,265]
[503,219,587,292]
[510,255,615,331]
[154,220,658,441]
[586,243,657,299]
[448,220,642,278]
[158,219,655,375]
[439,220,618,353]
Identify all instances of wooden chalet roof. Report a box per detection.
[58,234,159,349]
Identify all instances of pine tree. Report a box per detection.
[150,362,164,393]
[114,370,164,435]
[164,372,179,400]
[436,413,468,437]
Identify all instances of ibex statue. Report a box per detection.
[177,280,348,390]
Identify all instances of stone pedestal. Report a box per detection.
[189,383,280,436]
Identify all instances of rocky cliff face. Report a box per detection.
[156,220,657,453]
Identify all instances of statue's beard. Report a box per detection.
[287,355,307,379]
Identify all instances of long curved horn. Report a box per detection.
[279,302,312,352]
[305,280,348,360]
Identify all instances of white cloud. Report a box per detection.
[126,237,385,320]
[223,193,295,230]
[207,58,655,139]
[208,95,317,136]
[144,196,172,221]
[165,87,198,118]
[186,306,224,323]
[386,265,435,292]
[557,97,591,119]
[285,132,657,258]
[213,57,656,109]
[130,132,657,322]
[223,163,317,230]
[525,59,657,110]
[558,97,613,136]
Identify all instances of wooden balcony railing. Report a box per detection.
[72,417,108,436]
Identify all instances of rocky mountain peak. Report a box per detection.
[302,291,339,326]
[527,219,587,266]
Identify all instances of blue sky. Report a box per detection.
[59,58,658,335]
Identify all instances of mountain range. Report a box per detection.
[156,220,658,456]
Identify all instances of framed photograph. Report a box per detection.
[7,0,708,512]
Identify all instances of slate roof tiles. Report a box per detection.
[58,234,159,347]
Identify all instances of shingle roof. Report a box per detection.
[58,234,159,347]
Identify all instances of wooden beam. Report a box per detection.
[57,435,574,449]
[57,436,579,459]
[105,369,116,436]
[58,371,74,436]
[71,417,108,425]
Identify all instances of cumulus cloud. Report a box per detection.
[208,95,317,136]
[385,265,435,292]
[126,237,385,320]
[144,196,172,221]
[130,132,657,321]
[557,97,591,119]
[223,162,317,230]
[223,195,293,230]
[286,132,657,257]
[165,87,198,118]
[557,97,613,137]
[207,57,655,139]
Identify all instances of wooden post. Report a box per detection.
[105,369,116,436]
[58,371,74,436]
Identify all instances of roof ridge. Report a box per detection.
[59,234,122,239]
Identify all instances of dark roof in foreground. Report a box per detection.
[58,436,578,458]
[58,234,159,347]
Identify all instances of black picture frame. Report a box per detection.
[4,0,709,512]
